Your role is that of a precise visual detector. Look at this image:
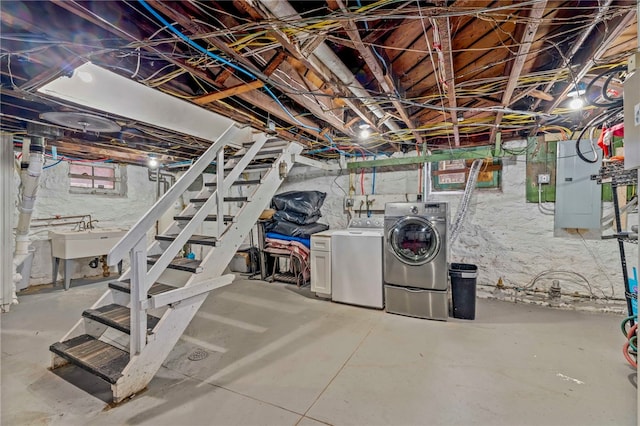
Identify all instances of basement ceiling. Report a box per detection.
[1,0,637,165]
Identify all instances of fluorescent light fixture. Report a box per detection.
[569,98,584,110]
[38,62,235,142]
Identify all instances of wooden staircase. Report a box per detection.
[49,125,303,402]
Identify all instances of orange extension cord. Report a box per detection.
[623,323,637,369]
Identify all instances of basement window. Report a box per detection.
[69,163,126,196]
[430,159,501,192]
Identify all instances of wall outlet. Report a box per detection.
[538,174,551,184]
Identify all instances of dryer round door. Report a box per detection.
[388,216,441,266]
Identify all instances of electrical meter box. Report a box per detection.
[624,54,640,170]
[554,140,602,239]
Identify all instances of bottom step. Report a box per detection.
[50,334,128,384]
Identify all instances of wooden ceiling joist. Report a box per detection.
[543,7,637,114]
[489,0,547,144]
[328,0,422,144]
[193,81,264,105]
[433,11,460,146]
[530,0,616,113]
[148,0,357,138]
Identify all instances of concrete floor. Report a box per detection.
[1,278,637,426]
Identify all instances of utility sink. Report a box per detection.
[49,228,128,259]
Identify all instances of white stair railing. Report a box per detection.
[107,124,240,355]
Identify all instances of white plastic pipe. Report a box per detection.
[15,137,44,255]
[255,0,402,133]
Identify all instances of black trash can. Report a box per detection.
[449,263,478,320]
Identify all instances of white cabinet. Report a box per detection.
[310,231,337,298]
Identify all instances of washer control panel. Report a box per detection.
[349,217,384,229]
[384,202,448,217]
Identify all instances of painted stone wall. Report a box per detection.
[16,162,156,286]
[279,151,634,312]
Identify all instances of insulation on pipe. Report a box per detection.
[15,136,44,255]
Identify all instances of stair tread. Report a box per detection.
[242,139,285,148]
[173,214,234,222]
[190,196,248,203]
[147,254,202,273]
[243,163,273,170]
[205,179,261,187]
[50,334,128,384]
[156,234,218,246]
[229,149,283,159]
[83,304,160,334]
[109,280,175,296]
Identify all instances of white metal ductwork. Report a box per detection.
[254,0,402,134]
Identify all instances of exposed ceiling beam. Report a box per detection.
[251,0,404,136]
[543,7,637,114]
[235,0,379,133]
[49,140,149,164]
[489,1,547,144]
[147,0,353,136]
[529,0,615,113]
[193,81,265,105]
[432,13,460,146]
[328,0,422,145]
[195,52,285,104]
[52,0,324,142]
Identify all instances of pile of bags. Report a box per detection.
[265,190,329,239]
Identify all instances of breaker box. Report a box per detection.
[554,140,602,239]
[624,54,640,170]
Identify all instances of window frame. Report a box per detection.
[68,162,126,196]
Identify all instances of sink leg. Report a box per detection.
[52,257,60,286]
[64,259,72,291]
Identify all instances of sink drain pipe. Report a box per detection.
[15,136,44,256]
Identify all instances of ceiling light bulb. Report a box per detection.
[76,71,93,83]
[148,156,158,168]
[569,98,584,110]
[359,128,371,139]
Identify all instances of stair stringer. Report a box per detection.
[110,291,208,402]
[108,141,303,402]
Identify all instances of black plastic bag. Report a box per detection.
[265,220,329,239]
[271,191,327,215]
[272,210,321,225]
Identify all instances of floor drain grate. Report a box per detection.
[187,348,209,361]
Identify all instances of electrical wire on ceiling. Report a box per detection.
[136,0,383,157]
[2,0,635,159]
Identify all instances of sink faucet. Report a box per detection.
[87,219,99,230]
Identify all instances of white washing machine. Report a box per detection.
[384,202,449,320]
[331,217,384,309]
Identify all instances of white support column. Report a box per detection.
[130,237,147,355]
[216,147,225,238]
[1,133,15,311]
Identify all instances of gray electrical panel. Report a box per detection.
[623,57,640,170]
[554,140,602,239]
